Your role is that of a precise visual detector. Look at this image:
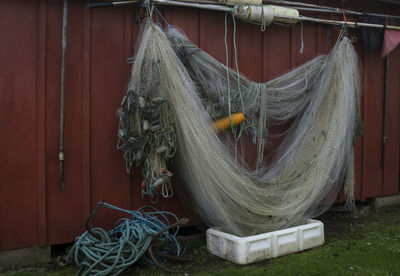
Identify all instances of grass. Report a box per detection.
[2,206,400,276]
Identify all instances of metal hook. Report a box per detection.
[85,200,106,240]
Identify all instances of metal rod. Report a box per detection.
[277,6,362,16]
[89,0,231,11]
[87,0,400,30]
[88,0,221,7]
[156,0,230,11]
[264,0,361,15]
[59,0,68,191]
[165,0,218,4]
[297,15,400,31]
[283,6,345,15]
[87,0,136,8]
[263,0,400,20]
[109,0,138,6]
[88,0,400,20]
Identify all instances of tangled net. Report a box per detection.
[118,66,176,200]
[120,20,361,236]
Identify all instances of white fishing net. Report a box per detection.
[118,20,361,236]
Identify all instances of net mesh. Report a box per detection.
[118,21,361,236]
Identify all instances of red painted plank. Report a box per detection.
[164,7,199,44]
[316,0,336,55]
[123,7,134,212]
[260,24,289,173]
[36,0,47,246]
[236,19,263,172]
[199,11,232,66]
[89,7,131,230]
[353,35,365,202]
[81,0,92,231]
[262,25,291,81]
[262,25,291,167]
[353,0,387,201]
[236,21,262,82]
[0,0,39,250]
[383,47,400,195]
[381,3,400,196]
[362,52,385,199]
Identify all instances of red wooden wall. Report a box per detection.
[1,0,399,250]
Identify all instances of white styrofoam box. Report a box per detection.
[272,227,299,257]
[206,219,324,265]
[298,219,324,251]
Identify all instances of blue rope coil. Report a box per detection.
[67,202,183,276]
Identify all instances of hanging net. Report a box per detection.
[118,20,361,236]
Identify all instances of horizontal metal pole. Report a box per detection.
[88,0,231,11]
[263,0,400,20]
[87,0,400,30]
[297,15,400,31]
[155,0,231,11]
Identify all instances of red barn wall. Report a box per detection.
[0,0,399,250]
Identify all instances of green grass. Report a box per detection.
[141,207,400,276]
[1,268,75,276]
[3,207,400,276]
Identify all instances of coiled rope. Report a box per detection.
[67,202,183,276]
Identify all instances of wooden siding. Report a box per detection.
[0,0,399,250]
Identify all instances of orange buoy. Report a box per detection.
[213,112,245,133]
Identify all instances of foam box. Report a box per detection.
[206,219,324,265]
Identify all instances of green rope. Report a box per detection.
[224,11,247,160]
[231,12,246,141]
[256,86,267,172]
[224,12,234,133]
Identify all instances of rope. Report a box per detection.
[256,86,267,172]
[261,5,267,32]
[299,20,304,54]
[225,11,246,160]
[231,12,246,140]
[68,203,182,276]
[341,8,348,25]
[154,6,171,28]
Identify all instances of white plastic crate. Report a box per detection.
[206,219,324,265]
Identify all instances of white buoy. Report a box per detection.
[143,120,149,131]
[271,5,299,24]
[138,96,146,108]
[234,5,274,26]
[234,5,299,25]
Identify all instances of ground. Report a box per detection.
[2,205,400,275]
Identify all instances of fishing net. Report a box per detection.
[118,20,361,236]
